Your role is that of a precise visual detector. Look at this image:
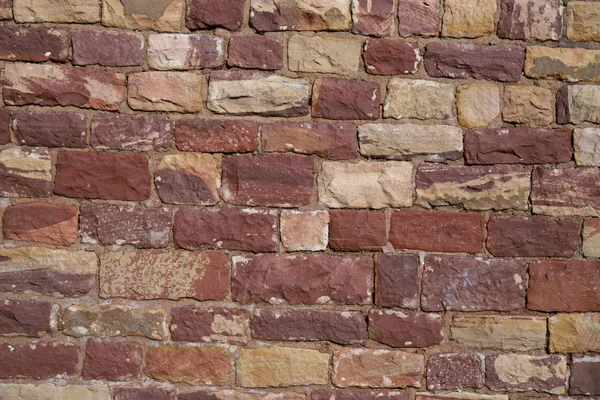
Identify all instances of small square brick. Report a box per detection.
[364,39,421,75]
[281,210,329,252]
[427,353,484,390]
[375,253,420,309]
[329,210,386,251]
[228,36,284,70]
[313,77,381,120]
[82,340,142,381]
[570,356,600,395]
[398,0,440,37]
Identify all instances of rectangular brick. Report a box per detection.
[91,114,173,151]
[0,26,70,62]
[171,307,249,342]
[102,0,184,32]
[375,253,420,309]
[175,119,259,153]
[549,313,600,353]
[369,310,443,348]
[353,0,395,37]
[0,109,9,145]
[0,0,11,19]
[180,391,305,400]
[486,354,567,394]
[0,384,111,399]
[0,300,55,337]
[313,77,381,120]
[0,148,52,198]
[567,1,600,41]
[158,153,221,205]
[14,0,100,22]
[526,46,600,82]
[73,30,144,67]
[329,210,386,251]
[385,79,454,120]
[83,340,142,381]
[187,0,245,30]
[148,34,225,70]
[313,390,407,400]
[0,342,79,379]
[570,356,600,395]
[114,388,173,400]
[250,0,351,31]
[12,111,87,148]
[565,84,600,124]
[128,71,203,113]
[228,36,284,70]
[398,0,439,36]
[427,353,484,390]
[289,35,362,74]
[280,210,329,252]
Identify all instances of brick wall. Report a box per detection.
[0,0,599,399]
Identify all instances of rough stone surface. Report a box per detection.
[352,0,394,36]
[583,218,600,258]
[364,39,421,75]
[79,203,172,248]
[319,161,414,209]
[155,154,220,205]
[369,310,443,348]
[180,391,305,400]
[567,1,600,42]
[280,210,329,251]
[228,36,284,70]
[62,305,168,340]
[250,0,352,31]
[333,349,424,388]
[451,315,547,351]
[238,347,329,387]
[528,260,600,312]
[208,72,310,117]
[14,0,99,22]
[390,211,485,253]
[147,34,225,70]
[503,85,554,126]
[0,0,11,19]
[313,390,408,400]
[575,128,600,166]
[456,82,501,128]
[0,26,70,62]
[251,309,367,345]
[3,63,126,110]
[0,247,97,296]
[485,354,567,394]
[100,251,230,301]
[425,43,526,82]
[187,0,245,30]
[566,84,600,124]
[442,0,497,38]
[313,77,381,120]
[3,202,78,246]
[0,300,54,337]
[114,388,174,400]
[0,110,9,144]
[232,254,373,305]
[416,164,531,211]
[570,356,600,395]
[0,384,111,400]
[384,79,454,120]
[375,253,419,309]
[170,307,249,342]
[549,313,600,353]
[427,353,484,390]
[175,119,260,153]
[329,210,386,251]
[128,71,203,113]
[102,0,184,32]
[12,111,87,148]
[54,151,151,201]
[416,393,508,400]
[73,30,144,67]
[464,128,573,165]
[83,340,142,381]
[0,342,79,379]
[174,208,278,252]
[498,0,563,40]
[422,254,527,311]
[91,114,173,151]
[398,0,439,37]
[525,46,600,83]
[289,35,362,74]
[359,124,463,161]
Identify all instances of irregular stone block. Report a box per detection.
[0,148,52,198]
[525,46,600,82]
[280,210,329,251]
[3,203,78,246]
[250,0,352,31]
[503,85,554,126]
[398,0,439,37]
[91,114,173,151]
[567,1,600,42]
[486,354,567,394]
[147,34,225,70]
[0,110,9,144]
[289,35,362,74]
[128,71,203,113]
[73,30,144,67]
[369,310,443,348]
[102,0,184,32]
[0,300,55,337]
[566,84,600,124]
[375,253,419,309]
[384,79,454,120]
[0,26,70,62]
[583,218,600,257]
[575,128,600,166]
[0,0,11,19]
[13,111,87,148]
[456,82,501,128]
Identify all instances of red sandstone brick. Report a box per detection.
[73,30,144,67]
[375,253,420,308]
[0,342,79,379]
[175,119,260,153]
[12,111,87,148]
[187,0,245,31]
[0,300,54,337]
[364,39,421,75]
[0,26,70,62]
[369,310,443,348]
[83,340,142,381]
[329,210,386,251]
[312,77,381,120]
[228,36,284,70]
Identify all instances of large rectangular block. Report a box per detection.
[0,384,110,400]
[486,354,567,394]
[250,0,352,31]
[14,0,99,22]
[102,0,184,32]
[549,313,600,353]
[288,35,362,73]
[73,30,144,67]
[12,111,87,148]
[525,46,600,82]
[0,342,79,379]
[0,26,70,62]
[128,71,203,113]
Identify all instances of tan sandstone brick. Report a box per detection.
[288,35,362,74]
[567,1,600,42]
[128,72,203,113]
[0,384,110,400]
[526,46,600,83]
[14,0,99,23]
[102,0,184,32]
[457,82,501,128]
[549,313,600,353]
[385,79,455,120]
[442,0,497,38]
[503,85,554,127]
[281,210,329,251]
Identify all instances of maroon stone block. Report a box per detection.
[313,390,409,400]
[329,210,386,251]
[175,119,260,153]
[114,387,174,400]
[0,109,9,144]
[375,253,420,309]
[83,340,142,381]
[171,307,248,342]
[427,353,484,390]
[364,39,421,75]
[91,114,172,151]
[187,0,245,31]
[0,26,70,62]
[352,0,394,36]
[228,36,284,70]
[398,0,440,37]
[73,30,144,66]
[0,342,79,379]
[312,77,381,120]
[570,356,600,395]
[0,300,54,337]
[12,111,87,148]
[497,0,563,41]
[369,310,443,348]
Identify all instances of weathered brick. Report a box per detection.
[565,84,600,124]
[570,356,600,395]
[416,164,531,211]
[180,391,305,400]
[238,347,329,387]
[115,388,173,400]
[187,0,245,30]
[319,161,414,209]
[100,250,230,301]
[313,77,381,120]
[427,353,484,390]
[251,309,367,345]
[250,0,352,31]
[498,0,563,40]
[155,154,220,205]
[314,390,407,400]
[422,254,527,311]
[0,0,11,19]
[128,71,203,113]
[0,384,111,400]
[532,167,600,216]
[456,82,501,128]
[146,346,232,385]
[171,307,249,342]
[451,315,547,351]
[228,36,284,70]
[148,34,225,70]
[73,30,144,67]
[174,208,278,252]
[567,1,600,42]
[0,26,70,62]
[0,147,52,198]
[3,63,125,110]
[525,46,600,83]
[375,253,419,309]
[79,203,171,248]
[486,354,567,394]
[0,109,9,145]
[102,0,184,32]
[352,0,394,36]
[465,128,573,165]
[0,247,97,296]
[91,114,173,151]
[549,313,600,353]
[232,254,373,305]
[3,203,78,246]
[208,72,310,117]
[330,210,386,251]
[333,348,424,388]
[385,79,454,120]
[54,151,150,201]
[289,35,362,74]
[528,260,600,312]
[222,154,313,207]
[390,211,484,253]
[175,119,260,153]
[442,0,497,38]
[62,305,168,340]
[369,310,443,348]
[425,43,525,82]
[417,393,507,400]
[14,0,99,22]
[0,342,79,379]
[83,340,142,381]
[503,85,554,126]
[575,128,600,166]
[281,210,329,252]
[398,0,439,37]
[12,111,87,148]
[364,39,420,75]
[584,218,600,257]
[0,300,55,337]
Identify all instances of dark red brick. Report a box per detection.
[91,114,172,151]
[556,85,570,125]
[232,254,374,305]
[187,0,245,30]
[398,0,440,37]
[0,342,79,379]
[175,119,259,153]
[174,208,278,252]
[427,353,484,390]
[313,391,408,400]
[0,26,70,62]
[0,109,9,144]
[228,36,284,70]
[73,30,144,66]
[114,387,174,400]
[487,215,581,257]
[465,128,573,165]
[12,111,87,148]
[375,253,419,308]
[364,39,421,75]
[171,307,249,342]
[222,154,314,207]
[369,310,443,348]
[83,340,142,381]
[312,77,381,120]
[54,151,151,201]
[251,309,367,345]
[0,300,54,337]
[528,260,600,312]
[390,211,485,254]
[329,210,386,251]
[352,0,394,36]
[570,356,600,395]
